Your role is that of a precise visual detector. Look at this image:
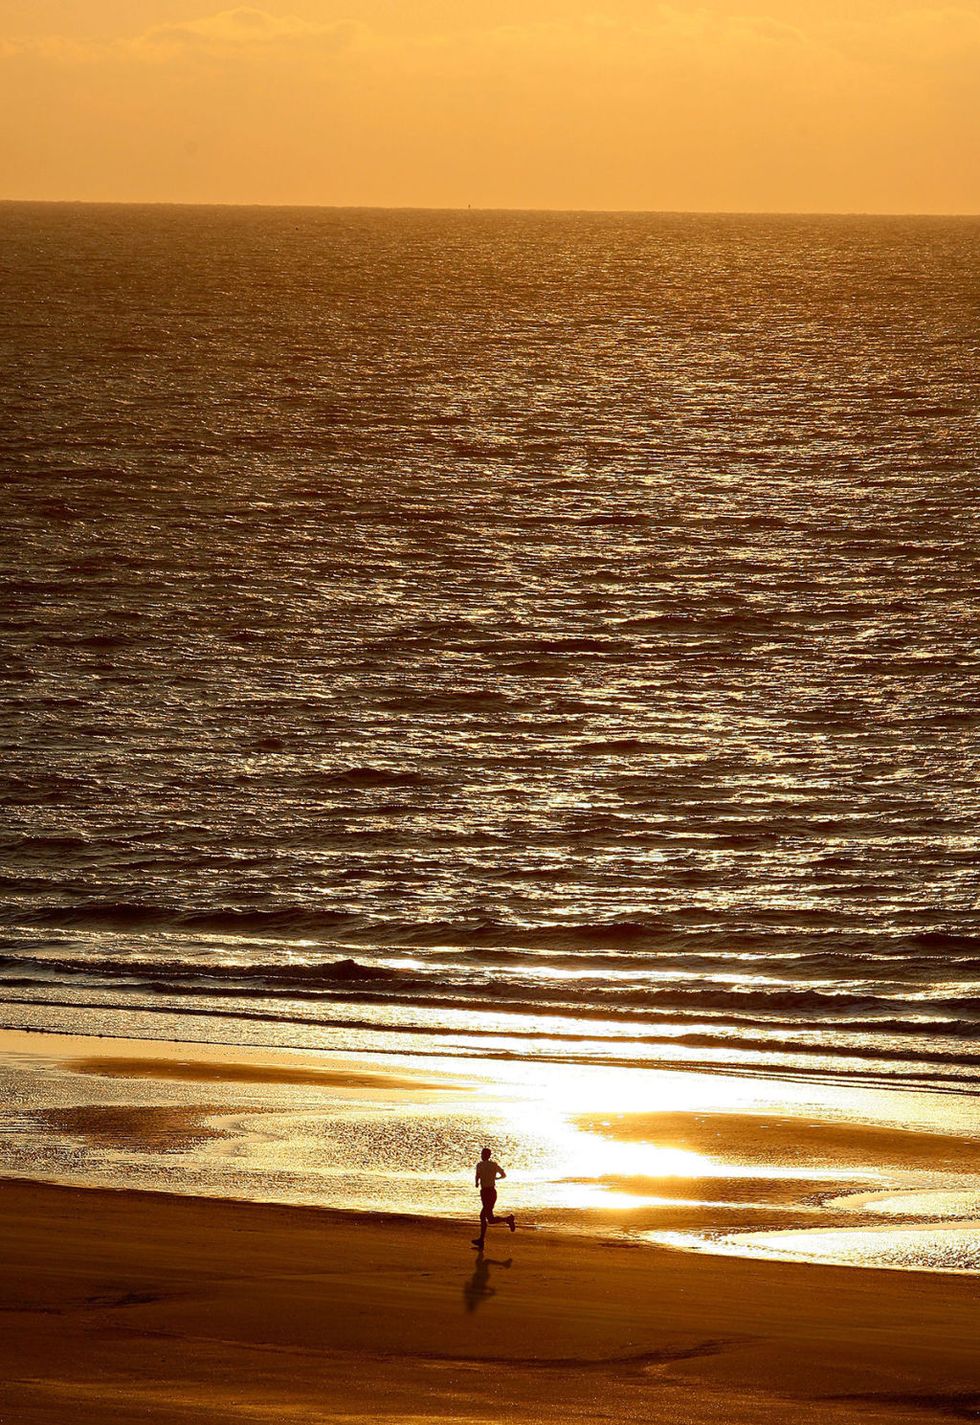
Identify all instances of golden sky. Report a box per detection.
[2,1,978,211]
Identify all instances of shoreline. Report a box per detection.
[2,1023,979,1274]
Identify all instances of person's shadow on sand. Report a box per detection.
[463,1253,512,1314]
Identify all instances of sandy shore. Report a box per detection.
[2,1026,978,1421]
[1,1177,977,1425]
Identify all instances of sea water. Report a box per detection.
[2,204,978,1090]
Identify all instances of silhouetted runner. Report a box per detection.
[472,1146,516,1249]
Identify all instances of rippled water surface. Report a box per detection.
[1,204,978,1085]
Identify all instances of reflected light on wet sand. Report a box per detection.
[650,1223,980,1274]
[2,1029,978,1273]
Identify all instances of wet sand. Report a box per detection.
[1,1176,977,1425]
[4,1024,980,1253]
[581,1109,980,1172]
[69,1052,454,1091]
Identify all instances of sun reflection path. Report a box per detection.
[446,1056,882,1221]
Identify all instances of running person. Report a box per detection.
[472,1147,516,1248]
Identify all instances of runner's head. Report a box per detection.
[480,1147,491,1160]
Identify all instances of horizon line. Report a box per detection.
[1,197,979,220]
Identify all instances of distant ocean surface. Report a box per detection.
[2,203,978,1090]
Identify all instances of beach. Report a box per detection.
[1,1027,978,1422]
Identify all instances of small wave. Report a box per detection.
[0,952,396,987]
[904,932,980,954]
[3,903,975,962]
[308,767,432,790]
[7,903,363,935]
[0,906,742,947]
[1,949,978,1025]
[449,944,980,975]
[75,633,128,650]
[1,833,91,855]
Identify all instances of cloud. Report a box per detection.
[872,5,980,61]
[0,3,977,90]
[0,8,359,65]
[134,7,358,56]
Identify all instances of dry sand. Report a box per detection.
[0,1177,977,1425]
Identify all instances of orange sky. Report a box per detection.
[1,1,978,211]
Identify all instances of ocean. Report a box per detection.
[2,202,979,1093]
